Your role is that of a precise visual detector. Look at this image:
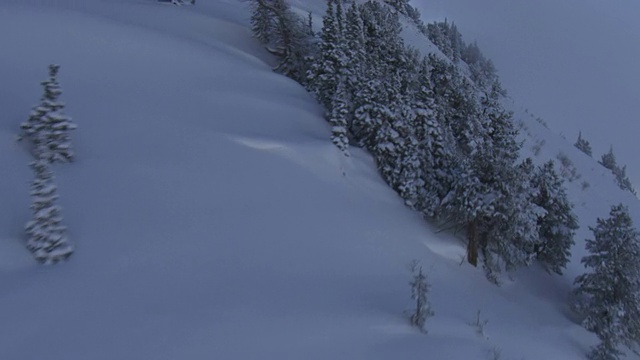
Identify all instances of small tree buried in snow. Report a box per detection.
[408,261,434,332]
[574,131,593,157]
[573,204,640,360]
[25,160,74,264]
[20,64,77,163]
[599,147,617,171]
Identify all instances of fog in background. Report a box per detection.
[414,0,640,188]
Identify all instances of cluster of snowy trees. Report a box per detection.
[599,146,636,196]
[426,19,497,89]
[18,64,76,264]
[252,0,579,283]
[574,132,636,196]
[573,204,640,360]
[252,1,640,356]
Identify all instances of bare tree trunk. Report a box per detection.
[467,220,478,266]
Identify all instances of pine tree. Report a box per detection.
[403,58,453,216]
[574,131,593,157]
[461,41,497,90]
[574,204,640,360]
[612,165,637,196]
[531,160,578,274]
[599,146,617,171]
[329,79,350,156]
[20,64,77,163]
[25,160,74,264]
[251,0,275,44]
[426,20,462,63]
[307,0,344,109]
[409,262,434,332]
[478,158,541,282]
[343,1,366,109]
[251,0,312,83]
[384,0,409,14]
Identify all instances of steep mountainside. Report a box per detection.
[0,1,638,359]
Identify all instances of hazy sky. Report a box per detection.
[413,0,640,186]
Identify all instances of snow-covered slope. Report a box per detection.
[0,1,636,359]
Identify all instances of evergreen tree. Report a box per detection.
[574,204,640,360]
[251,0,313,83]
[406,58,454,216]
[475,84,541,281]
[574,131,593,157]
[350,0,404,150]
[426,20,462,63]
[329,79,350,156]
[531,160,578,274]
[307,12,314,36]
[409,263,434,332]
[20,64,77,163]
[344,1,366,94]
[307,0,344,109]
[373,95,408,188]
[250,0,274,44]
[351,78,389,150]
[461,41,497,90]
[384,0,409,14]
[342,1,366,129]
[599,146,617,171]
[25,160,74,264]
[612,165,637,196]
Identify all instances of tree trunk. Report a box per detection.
[467,220,478,266]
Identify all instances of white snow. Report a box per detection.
[0,0,637,359]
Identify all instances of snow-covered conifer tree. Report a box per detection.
[251,0,312,83]
[409,262,434,332]
[574,204,640,360]
[612,165,637,196]
[599,146,617,171]
[574,131,593,157]
[343,1,366,107]
[426,20,462,63]
[329,79,350,156]
[25,160,74,264]
[20,64,77,163]
[250,0,274,44]
[531,160,578,274]
[307,0,344,109]
[383,0,409,14]
[461,41,497,89]
[401,58,453,216]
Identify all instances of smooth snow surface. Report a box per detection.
[0,1,637,359]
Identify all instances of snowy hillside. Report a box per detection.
[0,1,638,359]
